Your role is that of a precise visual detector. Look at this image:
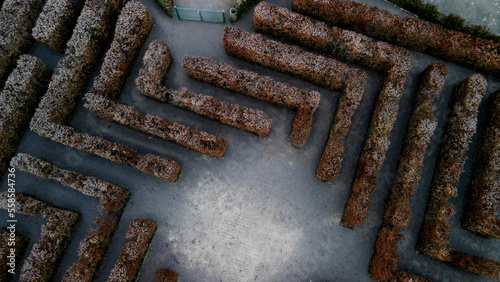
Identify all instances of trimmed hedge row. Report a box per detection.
[0,55,51,178]
[11,153,130,212]
[293,0,500,77]
[223,26,366,174]
[64,215,119,282]
[174,88,272,137]
[91,0,153,100]
[135,40,172,102]
[86,93,227,157]
[253,3,414,207]
[30,0,181,181]
[386,0,500,43]
[0,193,80,281]
[415,74,498,279]
[108,219,157,282]
[11,153,130,281]
[85,2,226,157]
[32,0,85,52]
[136,40,272,137]
[0,229,29,281]
[369,62,447,282]
[0,0,45,88]
[84,4,227,157]
[183,55,320,147]
[32,0,126,125]
[254,2,411,74]
[461,90,500,239]
[383,62,447,228]
[154,269,180,282]
[370,226,430,282]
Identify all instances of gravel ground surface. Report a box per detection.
[1,0,499,281]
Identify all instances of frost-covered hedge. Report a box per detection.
[30,0,181,181]
[32,0,85,52]
[0,55,51,178]
[369,62,447,282]
[254,2,414,194]
[91,0,153,100]
[183,55,320,147]
[223,26,367,180]
[0,0,45,88]
[462,90,500,239]
[108,219,157,282]
[11,153,131,281]
[293,0,500,76]
[136,40,273,137]
[85,93,227,157]
[0,193,80,281]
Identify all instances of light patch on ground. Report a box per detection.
[168,175,302,281]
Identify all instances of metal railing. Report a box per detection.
[174,6,226,23]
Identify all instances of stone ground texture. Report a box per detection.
[0,0,499,281]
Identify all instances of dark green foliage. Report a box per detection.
[387,0,500,43]
[235,0,262,17]
[441,13,465,30]
[155,0,172,17]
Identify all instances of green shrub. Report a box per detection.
[155,0,173,17]
[234,0,262,17]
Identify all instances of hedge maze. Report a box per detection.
[0,0,499,280]
[182,55,320,147]
[253,1,413,226]
[136,40,273,137]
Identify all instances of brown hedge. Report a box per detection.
[11,153,130,212]
[0,229,29,281]
[223,26,366,175]
[0,0,46,88]
[32,0,85,52]
[183,55,320,147]
[30,0,180,181]
[135,40,173,103]
[368,62,447,282]
[10,153,130,281]
[85,93,227,157]
[154,269,180,282]
[383,62,447,228]
[293,0,500,77]
[136,40,272,137]
[174,88,272,137]
[84,5,226,157]
[90,0,153,100]
[0,55,51,179]
[253,2,414,221]
[0,193,80,281]
[415,74,495,279]
[108,219,157,282]
[461,90,500,239]
[63,215,120,282]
